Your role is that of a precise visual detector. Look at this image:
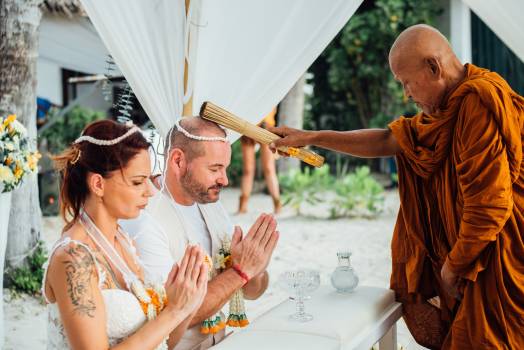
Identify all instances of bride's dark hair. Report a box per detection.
[53,120,150,230]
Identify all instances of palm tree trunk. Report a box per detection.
[277,74,306,173]
[0,0,43,271]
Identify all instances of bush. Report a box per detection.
[279,165,385,218]
[279,165,333,215]
[226,140,244,187]
[330,166,385,219]
[39,106,105,215]
[40,106,105,154]
[306,0,442,170]
[4,240,48,295]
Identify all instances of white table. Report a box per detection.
[212,285,402,350]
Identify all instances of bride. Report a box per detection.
[42,119,208,349]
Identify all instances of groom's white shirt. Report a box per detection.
[120,187,234,350]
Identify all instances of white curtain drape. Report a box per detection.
[191,0,361,141]
[462,0,524,63]
[80,0,362,140]
[80,0,187,136]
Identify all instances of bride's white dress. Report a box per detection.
[42,237,147,349]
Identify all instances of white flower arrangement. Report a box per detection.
[0,114,40,193]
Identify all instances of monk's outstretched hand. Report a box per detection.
[267,126,312,154]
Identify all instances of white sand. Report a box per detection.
[4,188,426,349]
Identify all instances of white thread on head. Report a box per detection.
[174,119,228,142]
[74,125,141,146]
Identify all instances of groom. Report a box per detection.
[121,117,279,350]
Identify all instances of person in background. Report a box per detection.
[238,107,282,214]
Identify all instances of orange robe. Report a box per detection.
[389,64,524,349]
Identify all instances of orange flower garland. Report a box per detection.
[200,236,249,334]
[139,287,168,316]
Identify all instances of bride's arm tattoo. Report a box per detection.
[62,245,97,318]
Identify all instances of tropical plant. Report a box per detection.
[4,240,47,295]
[279,165,333,215]
[226,140,244,187]
[330,166,385,218]
[40,106,105,154]
[306,0,442,169]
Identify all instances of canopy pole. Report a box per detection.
[182,0,193,117]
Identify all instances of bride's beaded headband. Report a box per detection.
[70,122,141,166]
[74,124,142,146]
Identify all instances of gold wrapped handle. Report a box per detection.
[199,102,324,168]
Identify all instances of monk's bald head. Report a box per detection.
[388,24,465,114]
[166,116,227,160]
[389,24,455,72]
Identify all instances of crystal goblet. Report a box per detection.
[279,269,320,322]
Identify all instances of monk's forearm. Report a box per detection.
[308,129,401,158]
[189,269,244,327]
[243,271,268,300]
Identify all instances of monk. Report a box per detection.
[269,24,524,349]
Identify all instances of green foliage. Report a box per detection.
[40,106,105,154]
[306,0,442,168]
[330,166,385,219]
[226,140,244,187]
[38,106,105,216]
[279,165,385,218]
[279,165,333,215]
[391,172,398,184]
[4,241,48,295]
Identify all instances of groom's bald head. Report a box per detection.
[165,116,231,204]
[165,116,227,160]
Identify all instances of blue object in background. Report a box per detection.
[37,97,52,123]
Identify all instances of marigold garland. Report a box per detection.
[200,236,249,334]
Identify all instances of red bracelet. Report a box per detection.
[231,264,250,285]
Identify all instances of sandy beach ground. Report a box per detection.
[4,187,426,349]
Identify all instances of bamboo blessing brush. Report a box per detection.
[199,102,324,168]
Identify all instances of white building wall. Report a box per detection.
[37,57,63,106]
